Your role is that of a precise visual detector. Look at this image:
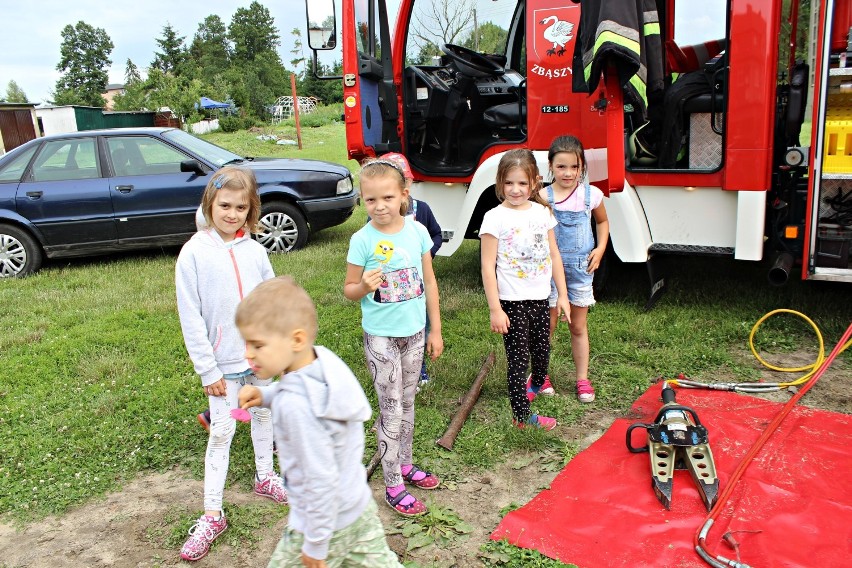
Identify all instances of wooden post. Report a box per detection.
[290,74,303,150]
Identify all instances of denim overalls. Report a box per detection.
[548,183,596,306]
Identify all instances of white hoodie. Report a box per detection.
[258,346,373,560]
[175,229,274,386]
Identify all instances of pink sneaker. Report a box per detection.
[254,472,288,504]
[513,414,558,431]
[180,514,227,561]
[576,379,595,403]
[526,374,554,401]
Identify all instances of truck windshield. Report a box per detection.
[403,0,516,64]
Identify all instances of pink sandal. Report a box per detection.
[385,490,427,517]
[403,466,440,490]
[576,379,596,403]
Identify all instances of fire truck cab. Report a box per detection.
[305,0,852,296]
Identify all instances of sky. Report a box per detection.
[0,0,719,106]
[0,0,312,105]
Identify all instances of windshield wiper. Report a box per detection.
[223,158,245,165]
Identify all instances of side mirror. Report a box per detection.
[180,160,206,176]
[305,0,337,50]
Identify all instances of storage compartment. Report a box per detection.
[822,95,852,172]
[815,225,852,268]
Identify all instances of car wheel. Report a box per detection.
[256,201,309,253]
[0,224,43,278]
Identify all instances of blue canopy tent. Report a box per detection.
[199,97,230,109]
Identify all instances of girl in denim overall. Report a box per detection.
[534,135,610,403]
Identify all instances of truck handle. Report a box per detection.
[710,65,727,136]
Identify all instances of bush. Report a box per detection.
[282,103,344,128]
[218,115,260,133]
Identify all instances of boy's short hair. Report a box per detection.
[235,275,318,342]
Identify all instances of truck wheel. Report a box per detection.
[256,201,309,252]
[0,224,43,277]
[592,218,613,298]
[592,244,611,299]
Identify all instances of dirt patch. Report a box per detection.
[1,352,848,568]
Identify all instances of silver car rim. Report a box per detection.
[0,234,27,277]
[257,212,299,252]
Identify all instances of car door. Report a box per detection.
[105,135,207,244]
[15,137,117,249]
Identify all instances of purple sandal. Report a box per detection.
[385,490,427,517]
[403,465,440,490]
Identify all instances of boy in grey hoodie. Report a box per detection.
[236,276,402,568]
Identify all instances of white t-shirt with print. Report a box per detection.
[479,202,556,301]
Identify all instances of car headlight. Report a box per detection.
[336,176,353,195]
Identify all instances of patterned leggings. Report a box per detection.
[204,370,275,512]
[364,329,425,488]
[501,299,551,421]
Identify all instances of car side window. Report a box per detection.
[107,136,189,177]
[0,145,38,183]
[31,139,99,182]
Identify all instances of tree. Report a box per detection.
[124,59,142,85]
[290,27,306,77]
[189,15,232,82]
[409,0,474,54]
[53,21,114,107]
[298,60,343,104]
[151,23,187,75]
[461,22,508,55]
[5,80,28,103]
[228,1,280,62]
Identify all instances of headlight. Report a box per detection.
[336,176,353,195]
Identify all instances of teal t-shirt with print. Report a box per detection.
[347,217,431,337]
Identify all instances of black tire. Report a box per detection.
[256,201,309,253]
[591,218,612,299]
[0,223,43,277]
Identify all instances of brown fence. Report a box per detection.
[154,113,182,129]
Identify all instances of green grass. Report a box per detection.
[1,122,850,543]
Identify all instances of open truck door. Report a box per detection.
[307,0,401,161]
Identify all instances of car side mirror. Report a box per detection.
[180,160,206,176]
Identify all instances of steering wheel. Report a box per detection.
[441,43,504,77]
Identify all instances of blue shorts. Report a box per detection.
[549,256,596,308]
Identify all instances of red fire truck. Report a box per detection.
[304,0,852,303]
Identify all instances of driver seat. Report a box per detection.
[483,80,526,137]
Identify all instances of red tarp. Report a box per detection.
[491,386,852,567]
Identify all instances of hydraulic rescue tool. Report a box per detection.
[626,382,720,511]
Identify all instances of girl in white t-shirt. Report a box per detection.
[539,135,610,404]
[479,149,571,430]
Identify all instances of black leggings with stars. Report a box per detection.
[500,299,551,422]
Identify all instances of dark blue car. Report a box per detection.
[0,127,356,277]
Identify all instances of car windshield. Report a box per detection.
[162,129,243,166]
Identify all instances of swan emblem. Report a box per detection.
[540,16,574,56]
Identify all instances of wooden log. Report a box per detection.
[366,447,382,480]
[436,351,495,450]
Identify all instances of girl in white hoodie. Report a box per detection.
[175,166,286,562]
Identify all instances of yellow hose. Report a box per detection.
[668,309,851,391]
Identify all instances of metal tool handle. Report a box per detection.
[653,404,703,426]
[626,422,653,453]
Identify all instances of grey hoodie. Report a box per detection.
[175,229,274,386]
[258,346,373,560]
